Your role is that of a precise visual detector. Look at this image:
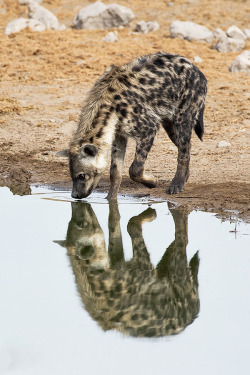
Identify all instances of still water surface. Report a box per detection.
[0,186,250,375]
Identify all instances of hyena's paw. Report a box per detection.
[168,180,185,194]
[127,208,156,235]
[131,174,158,189]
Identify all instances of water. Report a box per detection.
[0,186,250,375]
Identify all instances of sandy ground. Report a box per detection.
[0,0,250,220]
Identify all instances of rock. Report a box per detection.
[229,50,250,73]
[243,29,250,39]
[134,20,159,34]
[28,2,62,30]
[193,56,203,63]
[213,28,227,40]
[19,0,42,4]
[217,141,231,148]
[102,31,118,42]
[212,35,245,52]
[226,25,246,40]
[4,17,46,35]
[169,21,214,43]
[73,1,134,30]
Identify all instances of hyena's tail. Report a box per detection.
[194,105,205,141]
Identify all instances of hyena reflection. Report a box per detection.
[56,204,200,338]
[67,52,207,199]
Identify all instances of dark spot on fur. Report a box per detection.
[154,58,165,68]
[120,108,127,117]
[139,77,146,85]
[96,129,103,138]
[118,75,131,87]
[132,65,142,72]
[108,86,116,93]
[114,94,121,101]
[148,78,156,85]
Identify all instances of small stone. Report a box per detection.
[102,31,118,42]
[4,17,46,35]
[19,0,42,4]
[212,35,245,52]
[73,1,134,30]
[217,141,231,148]
[213,28,227,40]
[193,56,202,63]
[170,21,214,43]
[229,50,250,73]
[28,2,61,30]
[226,25,246,40]
[243,29,250,39]
[134,20,159,34]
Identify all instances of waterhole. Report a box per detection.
[0,186,250,375]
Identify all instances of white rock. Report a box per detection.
[170,21,214,43]
[102,31,118,42]
[213,28,227,40]
[212,35,245,52]
[73,1,134,30]
[243,29,250,39]
[229,50,250,73]
[217,141,231,148]
[193,56,202,63]
[4,17,46,35]
[28,2,60,30]
[19,0,42,4]
[134,20,159,34]
[226,25,246,40]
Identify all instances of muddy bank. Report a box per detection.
[0,0,250,221]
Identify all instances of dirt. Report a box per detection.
[0,0,250,221]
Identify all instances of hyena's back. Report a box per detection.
[110,52,207,132]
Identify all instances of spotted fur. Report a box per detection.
[68,52,207,199]
[57,202,200,337]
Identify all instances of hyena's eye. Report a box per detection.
[78,173,86,181]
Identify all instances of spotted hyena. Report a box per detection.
[55,202,200,337]
[67,52,207,199]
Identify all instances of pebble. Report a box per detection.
[217,141,231,148]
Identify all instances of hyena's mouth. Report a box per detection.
[71,183,94,199]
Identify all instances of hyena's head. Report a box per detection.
[69,143,107,199]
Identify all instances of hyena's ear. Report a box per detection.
[80,144,98,157]
[56,149,69,157]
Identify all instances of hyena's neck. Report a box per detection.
[72,106,118,154]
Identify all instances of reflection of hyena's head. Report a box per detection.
[66,202,109,270]
[69,144,107,199]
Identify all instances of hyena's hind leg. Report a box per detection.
[129,133,158,189]
[107,134,127,200]
[162,115,192,194]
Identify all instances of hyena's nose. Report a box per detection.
[71,190,80,199]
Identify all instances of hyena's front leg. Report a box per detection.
[107,134,127,200]
[129,135,157,188]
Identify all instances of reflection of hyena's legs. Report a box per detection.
[157,207,199,283]
[127,208,157,268]
[129,134,158,189]
[107,134,127,201]
[157,208,188,279]
[108,202,125,268]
